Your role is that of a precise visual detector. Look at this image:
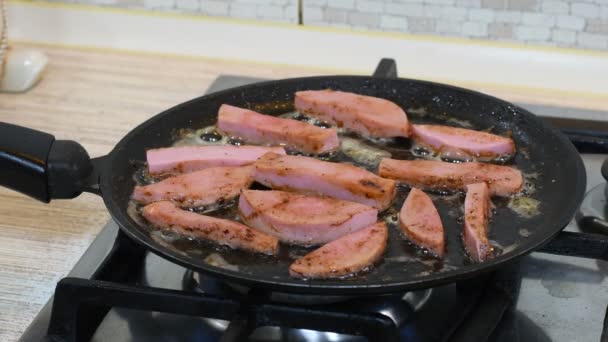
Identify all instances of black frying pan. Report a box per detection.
[0,75,588,295]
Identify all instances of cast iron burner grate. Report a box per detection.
[45,229,524,342]
[28,58,608,342]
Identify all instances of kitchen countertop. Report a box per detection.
[0,43,606,342]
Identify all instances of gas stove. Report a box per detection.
[20,60,608,342]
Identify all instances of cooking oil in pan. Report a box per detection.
[129,110,540,279]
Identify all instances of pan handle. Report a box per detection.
[0,122,98,202]
[372,58,398,78]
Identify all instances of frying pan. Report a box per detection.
[0,72,588,295]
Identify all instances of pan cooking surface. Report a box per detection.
[104,76,585,294]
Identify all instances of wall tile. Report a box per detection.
[202,0,229,15]
[424,4,445,17]
[230,3,256,17]
[462,21,488,35]
[514,25,551,39]
[488,22,514,37]
[456,0,481,7]
[495,10,522,22]
[425,0,455,5]
[306,0,328,5]
[481,0,507,9]
[551,28,577,42]
[380,14,409,29]
[578,32,608,46]
[176,0,199,10]
[541,0,569,13]
[436,18,465,32]
[571,2,600,17]
[328,0,356,9]
[556,14,586,29]
[357,0,385,13]
[469,8,495,21]
[522,12,555,26]
[234,0,267,5]
[586,18,608,33]
[407,16,437,31]
[284,4,299,22]
[441,6,469,19]
[508,0,539,10]
[349,11,381,26]
[387,3,425,16]
[303,5,324,21]
[325,7,349,21]
[143,0,174,9]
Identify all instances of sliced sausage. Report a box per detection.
[217,104,339,154]
[142,201,279,255]
[399,188,445,257]
[239,190,377,246]
[378,158,522,196]
[294,89,410,138]
[289,222,388,279]
[254,153,397,210]
[132,166,253,208]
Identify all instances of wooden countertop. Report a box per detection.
[0,43,605,341]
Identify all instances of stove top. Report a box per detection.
[20,63,608,342]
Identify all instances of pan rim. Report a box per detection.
[100,75,587,295]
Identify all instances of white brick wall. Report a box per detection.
[441,6,468,19]
[556,15,586,29]
[469,8,495,21]
[541,0,569,14]
[256,4,282,18]
[349,11,380,26]
[284,4,298,21]
[387,3,424,16]
[515,25,551,39]
[325,7,348,22]
[571,3,600,18]
[143,0,174,9]
[60,0,608,50]
[380,14,408,29]
[424,5,445,17]
[552,29,577,43]
[201,0,228,15]
[578,32,608,47]
[230,3,256,18]
[495,10,522,22]
[357,0,385,13]
[329,0,356,9]
[176,0,199,11]
[425,0,456,5]
[521,12,555,26]
[303,5,324,21]
[462,21,488,35]
[456,0,481,7]
[436,18,464,32]
[296,0,608,50]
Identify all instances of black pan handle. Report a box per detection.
[0,122,98,202]
[537,231,608,261]
[372,58,398,78]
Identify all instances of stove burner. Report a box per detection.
[185,270,355,305]
[185,270,430,342]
